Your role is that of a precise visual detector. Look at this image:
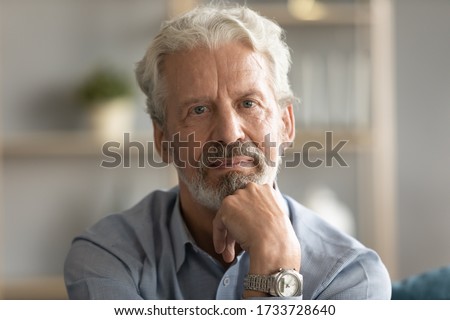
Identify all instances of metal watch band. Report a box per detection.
[243,274,273,293]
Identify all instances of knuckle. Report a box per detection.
[221,195,232,205]
[246,182,257,190]
[221,195,237,211]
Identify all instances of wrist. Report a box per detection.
[248,241,300,275]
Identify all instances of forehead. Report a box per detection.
[161,42,272,101]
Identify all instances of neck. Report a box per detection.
[178,181,239,267]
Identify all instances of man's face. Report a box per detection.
[155,41,294,210]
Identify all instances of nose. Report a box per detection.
[211,105,246,144]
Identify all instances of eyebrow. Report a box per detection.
[176,88,266,109]
[176,96,211,109]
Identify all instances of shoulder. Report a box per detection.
[64,188,179,299]
[67,187,178,273]
[82,188,176,241]
[285,194,360,251]
[284,195,391,299]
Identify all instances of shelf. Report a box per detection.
[291,129,371,154]
[3,131,101,157]
[2,131,153,157]
[2,129,371,157]
[2,276,67,300]
[249,2,370,26]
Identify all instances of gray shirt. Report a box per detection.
[64,187,391,299]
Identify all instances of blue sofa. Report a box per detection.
[391,265,450,299]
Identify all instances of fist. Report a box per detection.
[212,183,301,275]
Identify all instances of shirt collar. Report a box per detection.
[273,182,290,216]
[169,194,194,272]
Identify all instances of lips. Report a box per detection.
[207,156,255,169]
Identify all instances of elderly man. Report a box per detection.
[64,4,391,299]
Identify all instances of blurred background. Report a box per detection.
[0,0,449,299]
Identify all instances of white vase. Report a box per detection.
[88,97,134,142]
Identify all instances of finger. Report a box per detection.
[222,236,236,263]
[212,215,227,254]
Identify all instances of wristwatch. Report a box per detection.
[244,268,303,297]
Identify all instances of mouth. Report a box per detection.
[206,156,255,169]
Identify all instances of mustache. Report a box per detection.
[200,141,265,169]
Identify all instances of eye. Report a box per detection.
[242,100,255,108]
[192,105,207,115]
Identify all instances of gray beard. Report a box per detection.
[178,155,279,211]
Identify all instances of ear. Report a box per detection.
[153,120,171,163]
[281,104,296,142]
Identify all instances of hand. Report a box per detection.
[212,183,301,276]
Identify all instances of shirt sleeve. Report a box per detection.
[313,250,392,300]
[64,239,143,300]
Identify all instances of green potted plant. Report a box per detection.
[78,67,135,141]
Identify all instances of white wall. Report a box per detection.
[394,0,450,278]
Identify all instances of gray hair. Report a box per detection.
[135,4,294,128]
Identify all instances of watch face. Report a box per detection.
[277,273,300,297]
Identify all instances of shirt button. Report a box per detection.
[223,277,230,286]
